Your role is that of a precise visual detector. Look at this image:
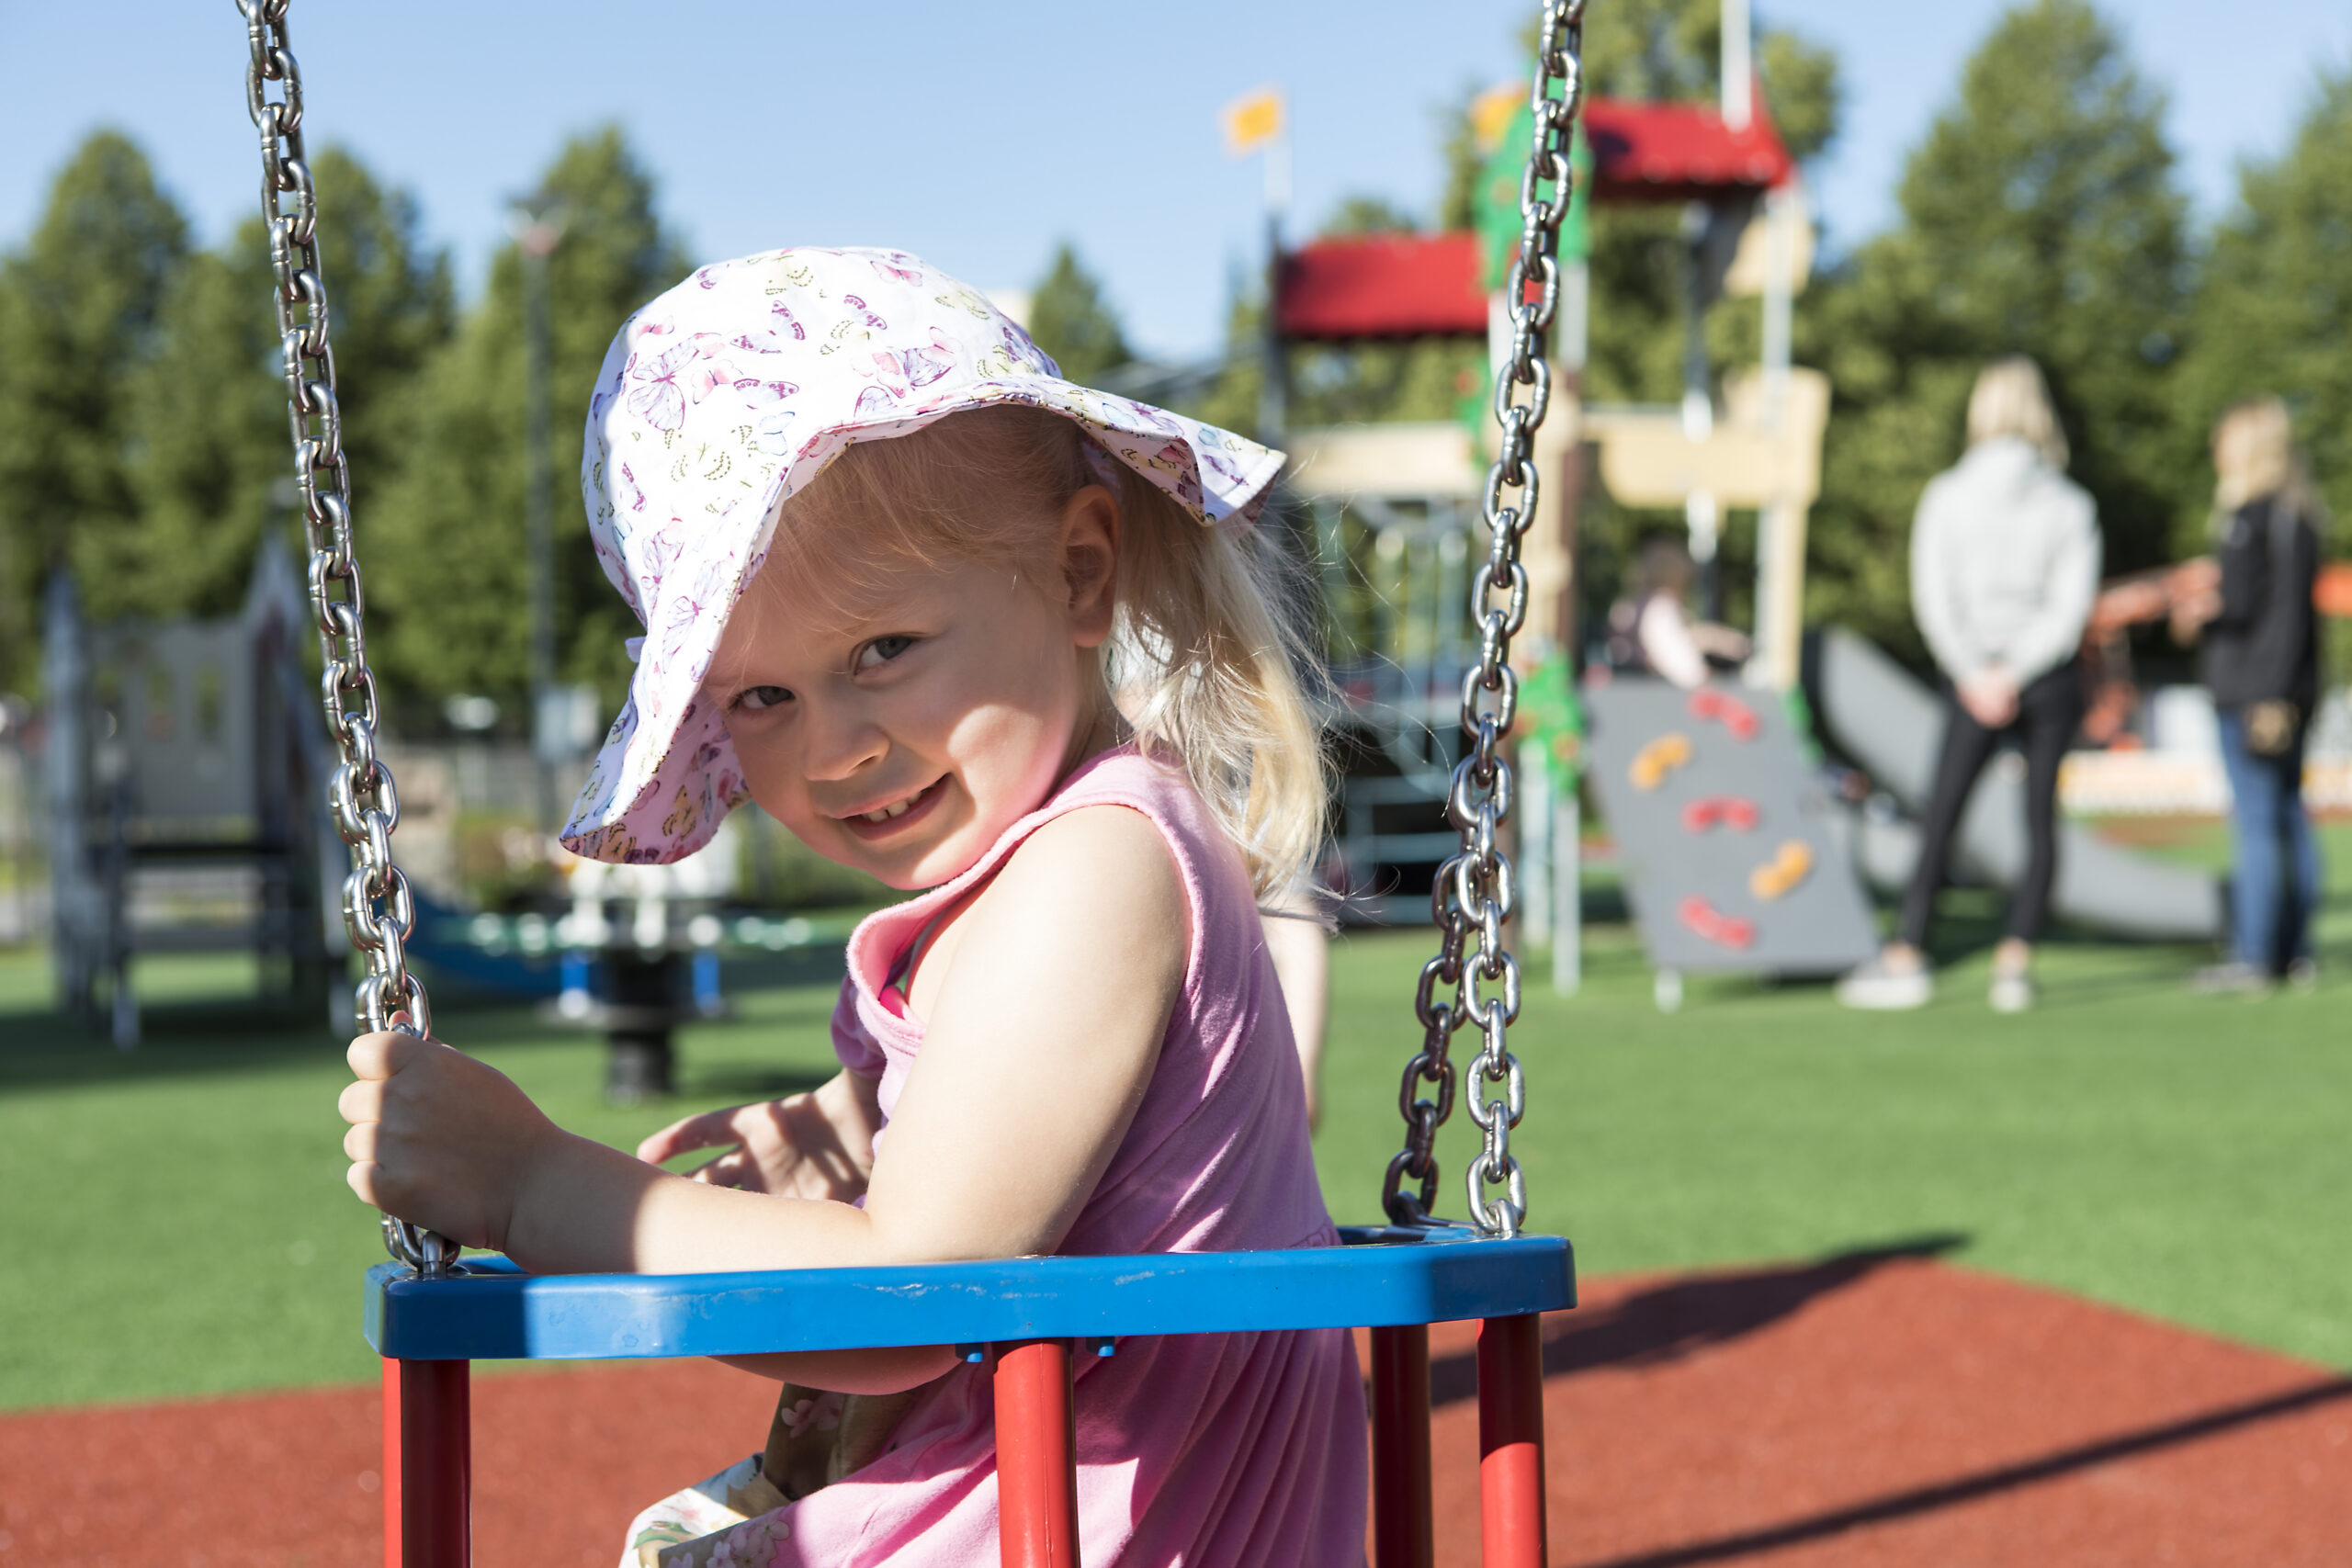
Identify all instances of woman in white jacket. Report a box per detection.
[1838,357,2101,1012]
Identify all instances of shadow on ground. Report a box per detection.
[1430,1235,1969,1407]
[1577,1376,2352,1568]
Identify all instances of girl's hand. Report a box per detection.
[339,1031,559,1253]
[636,1071,881,1205]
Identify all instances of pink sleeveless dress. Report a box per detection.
[635,747,1369,1567]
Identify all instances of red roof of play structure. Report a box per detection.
[1583,96,1793,201]
[1275,232,1487,340]
[1275,96,1795,341]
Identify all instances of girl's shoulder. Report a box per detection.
[850,748,1218,1023]
[956,750,1208,966]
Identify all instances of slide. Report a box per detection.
[1812,627,2224,942]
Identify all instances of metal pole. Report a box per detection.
[1258,128,1291,448]
[1259,233,1288,447]
[1756,186,1805,690]
[1476,1314,1547,1568]
[1721,0,1754,131]
[1553,786,1582,996]
[993,1339,1080,1566]
[514,199,566,835]
[1681,207,1721,623]
[1369,1324,1434,1568]
[398,1358,471,1568]
[381,1359,402,1568]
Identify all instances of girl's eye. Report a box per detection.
[855,635,917,671]
[735,684,793,712]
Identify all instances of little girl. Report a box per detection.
[337,247,1368,1566]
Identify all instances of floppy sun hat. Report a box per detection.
[560,246,1285,865]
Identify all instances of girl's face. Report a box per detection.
[706,489,1120,890]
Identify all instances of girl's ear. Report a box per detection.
[1059,483,1120,649]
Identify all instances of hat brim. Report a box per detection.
[560,378,1283,866]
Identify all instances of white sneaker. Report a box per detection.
[1837,954,1932,1010]
[2189,961,2271,996]
[1989,972,2033,1013]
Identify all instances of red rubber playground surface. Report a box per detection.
[4,1251,2347,1567]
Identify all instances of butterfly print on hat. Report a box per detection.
[628,342,699,431]
[616,461,648,513]
[752,409,798,456]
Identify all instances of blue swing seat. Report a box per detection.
[366,1224,1574,1362]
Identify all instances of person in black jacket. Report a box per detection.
[2175,396,2325,992]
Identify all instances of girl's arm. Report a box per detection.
[340,804,1186,1391]
[1261,902,1329,1132]
[1634,595,1711,689]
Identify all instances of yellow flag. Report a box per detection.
[1221,86,1284,157]
[1471,82,1526,154]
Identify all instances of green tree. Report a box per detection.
[100,248,282,623]
[369,126,688,710]
[0,131,187,690]
[1025,243,1131,388]
[1802,0,2193,653]
[106,148,454,625]
[2175,68,2352,543]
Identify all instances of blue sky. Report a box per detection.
[2,1,2346,358]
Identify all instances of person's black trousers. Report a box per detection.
[1898,660,2085,950]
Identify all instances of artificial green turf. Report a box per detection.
[2,825,2346,1412]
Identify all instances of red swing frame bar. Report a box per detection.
[380,1315,1545,1568]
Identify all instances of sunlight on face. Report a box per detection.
[705,542,1105,890]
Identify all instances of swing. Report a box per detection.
[234,2,1589,1562]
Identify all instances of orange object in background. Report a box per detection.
[1749,840,1814,901]
[2315,562,2352,619]
[1630,733,1693,792]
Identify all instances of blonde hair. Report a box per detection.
[763,404,1327,899]
[1966,355,2069,469]
[2211,395,2311,515]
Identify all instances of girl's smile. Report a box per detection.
[835,774,948,840]
[703,485,1121,891]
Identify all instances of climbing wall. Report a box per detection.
[1582,676,1877,975]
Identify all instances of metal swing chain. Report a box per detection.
[1382,0,1585,1240]
[238,0,457,1278]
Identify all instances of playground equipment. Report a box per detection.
[391,812,758,1105]
[1276,75,1823,684]
[234,2,1585,1564]
[1277,42,1826,988]
[1580,674,1876,1009]
[1812,628,2226,942]
[550,824,739,1104]
[42,541,341,1045]
[1287,425,1492,921]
